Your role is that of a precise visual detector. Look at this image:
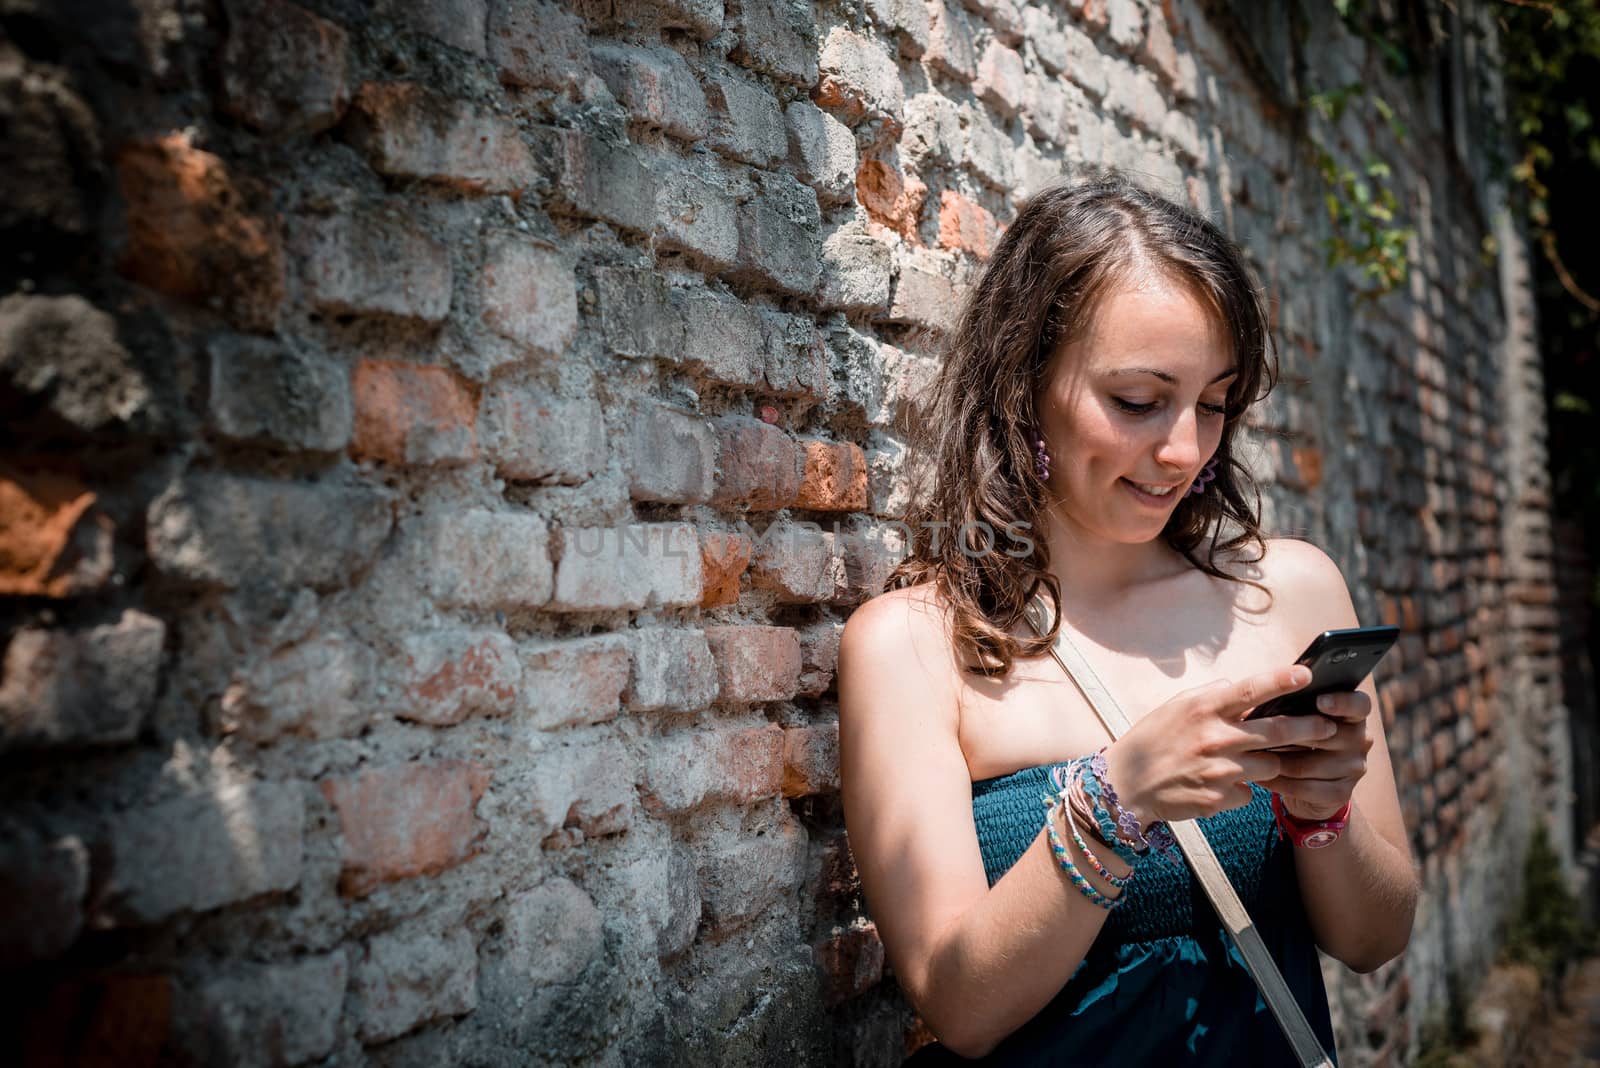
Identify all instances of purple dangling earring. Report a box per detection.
[1188,457,1219,495]
[1034,435,1051,481]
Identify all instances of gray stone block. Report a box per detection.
[105,780,305,924]
[147,474,394,592]
[208,335,352,453]
[0,610,166,753]
[705,69,787,166]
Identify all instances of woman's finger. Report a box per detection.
[1311,691,1370,723]
[1234,713,1336,751]
[1270,750,1368,782]
[1215,665,1312,720]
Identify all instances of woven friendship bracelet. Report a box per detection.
[1088,747,1151,851]
[1058,791,1134,890]
[1075,758,1146,866]
[1042,795,1123,910]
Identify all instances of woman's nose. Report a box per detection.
[1154,411,1202,470]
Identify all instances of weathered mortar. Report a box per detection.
[0,0,1577,1065]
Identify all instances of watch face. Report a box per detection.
[1304,829,1340,849]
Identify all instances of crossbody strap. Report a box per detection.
[1022,595,1336,1068]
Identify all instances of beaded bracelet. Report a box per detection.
[1041,795,1123,910]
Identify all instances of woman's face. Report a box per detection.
[1035,276,1237,546]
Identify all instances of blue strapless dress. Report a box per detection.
[908,764,1339,1065]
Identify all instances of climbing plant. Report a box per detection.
[1303,79,1415,295]
[1498,0,1600,610]
[1307,1,1600,601]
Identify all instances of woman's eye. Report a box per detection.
[1111,397,1158,414]
[1199,401,1229,416]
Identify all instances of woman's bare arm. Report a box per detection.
[840,586,1340,1054]
[837,590,1131,1058]
[1261,540,1422,971]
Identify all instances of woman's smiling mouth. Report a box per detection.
[1120,478,1181,503]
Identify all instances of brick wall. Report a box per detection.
[0,0,1580,1065]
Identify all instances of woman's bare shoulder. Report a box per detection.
[1199,536,1351,626]
[841,584,956,666]
[1208,536,1344,590]
[1254,536,1347,594]
[838,584,963,726]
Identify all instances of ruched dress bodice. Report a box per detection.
[910,763,1339,1065]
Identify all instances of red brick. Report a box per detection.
[627,627,719,712]
[748,521,838,602]
[640,721,785,814]
[1138,9,1182,92]
[814,26,904,126]
[815,921,885,1004]
[116,131,284,330]
[348,82,534,194]
[925,0,977,82]
[937,189,998,258]
[219,0,350,134]
[1290,444,1324,490]
[350,359,477,467]
[292,210,453,321]
[218,635,367,742]
[480,231,577,357]
[395,629,520,726]
[520,634,631,731]
[0,464,113,597]
[321,761,490,898]
[783,721,840,796]
[974,40,1025,117]
[410,509,553,610]
[552,523,702,611]
[798,621,843,696]
[711,417,800,510]
[856,158,926,242]
[488,0,591,92]
[527,732,633,843]
[795,440,869,510]
[699,530,752,607]
[704,624,802,704]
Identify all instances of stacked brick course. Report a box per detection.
[0,0,1580,1065]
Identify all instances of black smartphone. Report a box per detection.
[1246,625,1399,721]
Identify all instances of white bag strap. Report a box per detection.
[1022,595,1336,1068]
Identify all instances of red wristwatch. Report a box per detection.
[1271,793,1351,849]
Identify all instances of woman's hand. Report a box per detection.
[1258,690,1374,821]
[1102,665,1338,827]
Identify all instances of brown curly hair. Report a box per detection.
[885,171,1279,676]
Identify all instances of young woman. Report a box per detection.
[837,174,1420,1063]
